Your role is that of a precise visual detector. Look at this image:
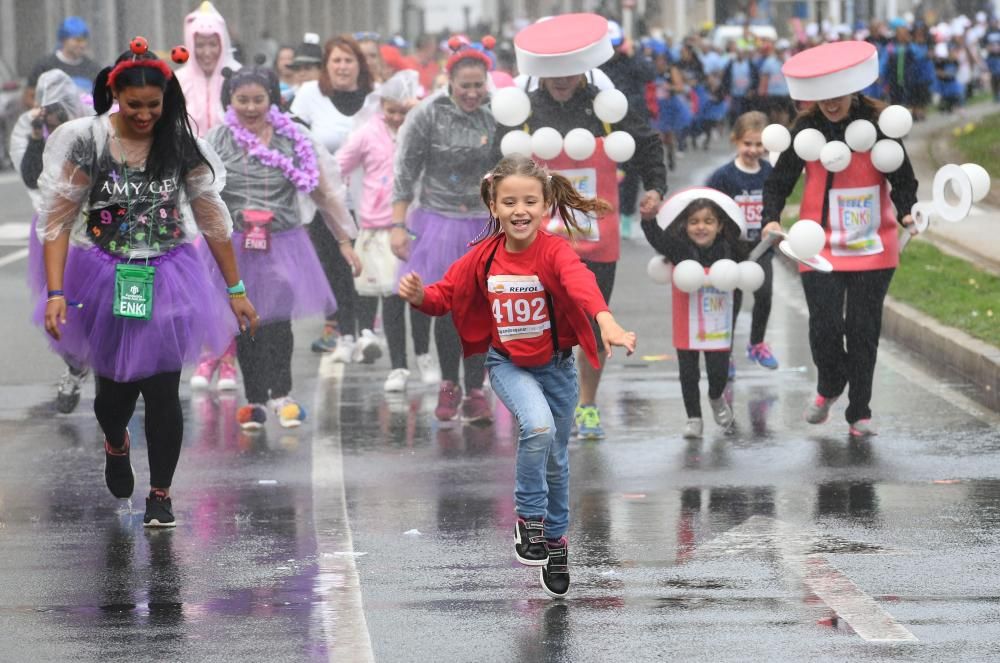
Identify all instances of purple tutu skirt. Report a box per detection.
[33,243,238,383]
[216,226,337,325]
[27,214,46,297]
[399,208,490,285]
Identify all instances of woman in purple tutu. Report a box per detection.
[206,60,359,429]
[389,39,500,424]
[10,68,92,413]
[37,41,258,527]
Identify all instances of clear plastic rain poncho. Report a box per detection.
[206,114,356,238]
[35,114,233,259]
[9,69,91,211]
[392,85,499,218]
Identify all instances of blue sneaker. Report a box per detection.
[575,405,605,440]
[746,342,779,370]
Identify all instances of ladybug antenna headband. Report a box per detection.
[106,36,190,90]
[445,35,495,73]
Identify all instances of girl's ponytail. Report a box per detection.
[548,172,612,235]
[92,67,114,114]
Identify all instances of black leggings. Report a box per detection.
[585,260,617,350]
[800,268,894,423]
[236,320,294,404]
[677,350,730,418]
[309,218,358,337]
[94,371,182,489]
[733,249,774,345]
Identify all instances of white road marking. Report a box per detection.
[698,515,919,642]
[311,357,375,662]
[0,248,28,268]
[0,222,30,241]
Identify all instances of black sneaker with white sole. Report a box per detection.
[104,432,135,499]
[143,490,176,528]
[515,516,548,566]
[540,537,570,598]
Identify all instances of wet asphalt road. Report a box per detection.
[2,136,1000,662]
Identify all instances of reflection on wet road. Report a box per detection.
[2,241,1000,660]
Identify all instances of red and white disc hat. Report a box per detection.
[781,41,879,101]
[657,187,748,240]
[514,13,613,77]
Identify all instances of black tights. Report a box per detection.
[94,372,182,489]
[356,295,431,370]
[435,312,486,391]
[309,218,358,337]
[236,321,293,404]
[677,350,730,419]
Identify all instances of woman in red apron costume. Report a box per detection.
[495,13,667,440]
[644,188,749,439]
[760,41,919,437]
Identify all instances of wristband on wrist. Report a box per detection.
[226,280,246,295]
[392,222,407,229]
[337,238,351,245]
[229,291,247,299]
[47,289,65,297]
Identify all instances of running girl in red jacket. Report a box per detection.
[398,155,637,598]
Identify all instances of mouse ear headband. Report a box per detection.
[106,36,189,90]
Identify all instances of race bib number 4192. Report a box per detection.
[487,275,551,343]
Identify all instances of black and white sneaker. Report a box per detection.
[515,516,548,566]
[104,431,135,499]
[143,490,176,528]
[540,537,570,598]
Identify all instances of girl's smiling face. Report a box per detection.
[490,175,546,252]
[817,94,854,123]
[686,206,722,248]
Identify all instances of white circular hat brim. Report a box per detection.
[515,13,614,78]
[782,41,879,101]
[656,187,748,240]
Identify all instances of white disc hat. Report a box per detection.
[656,187,748,240]
[781,41,879,101]
[514,13,614,78]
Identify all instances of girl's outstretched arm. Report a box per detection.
[595,311,637,358]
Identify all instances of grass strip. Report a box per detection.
[890,239,1000,347]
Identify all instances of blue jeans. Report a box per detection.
[486,347,578,539]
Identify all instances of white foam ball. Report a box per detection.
[820,140,852,173]
[672,259,706,293]
[563,128,596,161]
[491,87,532,127]
[788,219,826,259]
[593,89,628,124]
[762,124,792,153]
[531,127,563,160]
[845,119,877,152]
[500,130,532,157]
[768,151,781,166]
[961,163,991,202]
[793,128,826,162]
[878,104,913,139]
[737,261,766,292]
[647,256,673,284]
[708,259,740,292]
[871,139,904,173]
[603,130,636,162]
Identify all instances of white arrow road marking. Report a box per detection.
[312,357,375,662]
[696,515,918,642]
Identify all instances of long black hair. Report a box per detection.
[93,50,212,182]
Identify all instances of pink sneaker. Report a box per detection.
[461,388,493,425]
[849,419,877,438]
[434,381,462,421]
[190,357,218,390]
[805,394,837,424]
[217,356,238,391]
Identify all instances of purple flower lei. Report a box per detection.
[225,105,319,193]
